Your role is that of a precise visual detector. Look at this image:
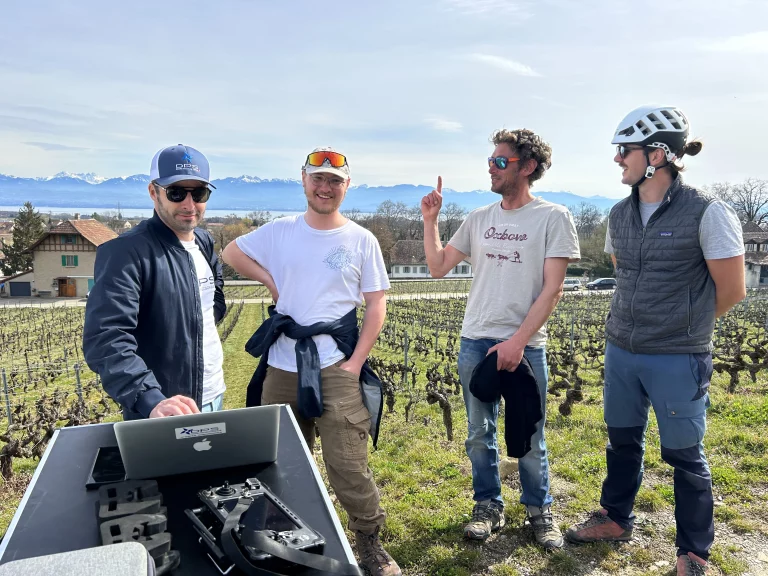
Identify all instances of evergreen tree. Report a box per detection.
[0,202,47,275]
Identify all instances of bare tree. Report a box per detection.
[342,207,369,224]
[375,200,409,234]
[365,217,395,269]
[404,205,423,240]
[440,202,467,240]
[707,178,768,225]
[568,202,604,238]
[246,210,272,227]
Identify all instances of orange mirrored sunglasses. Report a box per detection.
[306,151,348,168]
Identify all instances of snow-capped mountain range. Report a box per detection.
[41,172,109,185]
[0,172,621,212]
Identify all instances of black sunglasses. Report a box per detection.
[156,184,213,203]
[617,145,644,159]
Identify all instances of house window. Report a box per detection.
[392,266,399,273]
[746,243,757,251]
[460,265,469,274]
[62,255,78,267]
[748,264,754,270]
[403,266,410,273]
[420,266,427,273]
[60,234,77,245]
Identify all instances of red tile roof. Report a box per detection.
[26,219,118,251]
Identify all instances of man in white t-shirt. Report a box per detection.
[421,129,580,550]
[221,147,401,576]
[84,144,226,419]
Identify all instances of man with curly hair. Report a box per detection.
[421,129,580,549]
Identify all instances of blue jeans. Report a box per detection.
[600,341,713,560]
[458,338,552,508]
[201,393,224,413]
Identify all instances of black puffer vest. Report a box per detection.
[606,176,715,354]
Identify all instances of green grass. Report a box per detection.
[710,544,750,576]
[2,293,767,574]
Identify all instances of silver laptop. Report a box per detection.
[114,405,280,479]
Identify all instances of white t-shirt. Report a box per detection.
[604,199,745,260]
[449,198,581,346]
[180,239,226,405]
[235,215,390,372]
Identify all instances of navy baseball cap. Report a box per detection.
[149,144,216,188]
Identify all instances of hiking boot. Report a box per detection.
[677,553,716,576]
[463,501,505,541]
[354,527,402,576]
[526,505,564,549]
[564,509,633,544]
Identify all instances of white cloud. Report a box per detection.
[424,117,463,132]
[703,31,768,53]
[443,0,532,17]
[468,53,541,77]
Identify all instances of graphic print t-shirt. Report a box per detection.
[179,239,225,405]
[236,215,390,371]
[449,198,580,346]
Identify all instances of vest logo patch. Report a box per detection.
[659,231,673,237]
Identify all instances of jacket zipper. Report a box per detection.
[629,226,645,353]
[188,250,203,406]
[687,285,692,336]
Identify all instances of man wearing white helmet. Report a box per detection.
[566,106,746,575]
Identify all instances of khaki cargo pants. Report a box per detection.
[262,361,386,534]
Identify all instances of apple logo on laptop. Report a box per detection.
[193,438,212,452]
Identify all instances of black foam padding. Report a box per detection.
[99,513,168,546]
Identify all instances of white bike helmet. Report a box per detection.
[612,105,691,184]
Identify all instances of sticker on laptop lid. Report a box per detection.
[175,422,226,439]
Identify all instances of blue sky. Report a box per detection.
[0,0,766,198]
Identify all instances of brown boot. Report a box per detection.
[354,527,402,576]
[565,509,633,543]
[677,552,718,575]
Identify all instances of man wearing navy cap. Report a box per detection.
[84,144,226,419]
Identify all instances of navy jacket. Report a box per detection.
[469,352,543,458]
[83,213,225,419]
[245,306,384,448]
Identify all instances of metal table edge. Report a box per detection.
[284,406,357,564]
[0,428,60,561]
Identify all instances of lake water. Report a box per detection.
[0,206,305,218]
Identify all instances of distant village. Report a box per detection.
[2,197,768,300]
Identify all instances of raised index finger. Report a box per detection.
[437,176,442,195]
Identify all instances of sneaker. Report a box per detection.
[677,553,715,576]
[564,509,633,544]
[354,527,402,576]
[526,505,564,549]
[464,501,505,541]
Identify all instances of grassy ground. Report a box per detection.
[1,300,766,575]
[211,303,768,575]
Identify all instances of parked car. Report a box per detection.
[563,278,582,291]
[586,278,617,290]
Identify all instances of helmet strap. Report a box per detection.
[630,149,653,187]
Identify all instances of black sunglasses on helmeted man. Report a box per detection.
[154,183,213,203]
[616,145,645,160]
